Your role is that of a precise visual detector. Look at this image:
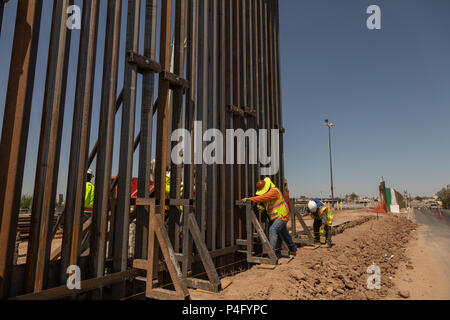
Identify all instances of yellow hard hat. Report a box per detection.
[256,177,275,196]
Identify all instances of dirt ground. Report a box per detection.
[190,211,441,300]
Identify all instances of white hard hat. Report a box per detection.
[308,200,318,213]
[87,169,94,176]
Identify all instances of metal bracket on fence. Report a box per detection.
[227,105,257,118]
[127,51,162,73]
[161,71,190,89]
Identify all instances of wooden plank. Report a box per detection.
[295,209,314,242]
[147,288,188,300]
[303,245,320,250]
[278,257,294,265]
[14,270,139,300]
[186,278,218,293]
[221,279,233,290]
[245,203,253,259]
[256,264,276,270]
[151,209,190,299]
[250,208,277,262]
[187,213,221,290]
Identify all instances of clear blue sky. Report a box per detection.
[280,0,450,198]
[1,1,449,199]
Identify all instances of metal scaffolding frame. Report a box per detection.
[0,0,287,300]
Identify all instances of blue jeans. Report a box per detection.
[269,219,297,252]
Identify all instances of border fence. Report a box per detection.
[0,0,287,300]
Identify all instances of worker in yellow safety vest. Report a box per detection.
[242,177,297,256]
[84,169,95,218]
[307,199,333,247]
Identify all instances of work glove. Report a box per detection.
[241,198,250,203]
[320,225,325,235]
[257,204,265,213]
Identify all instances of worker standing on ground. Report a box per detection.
[84,169,95,220]
[308,199,333,247]
[243,177,297,256]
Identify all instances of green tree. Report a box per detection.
[437,188,450,209]
[20,195,33,210]
[346,193,359,202]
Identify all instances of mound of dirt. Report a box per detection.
[208,214,417,300]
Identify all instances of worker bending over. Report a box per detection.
[244,178,297,256]
[308,199,333,247]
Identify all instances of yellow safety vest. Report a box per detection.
[312,206,334,227]
[84,182,95,214]
[265,188,289,222]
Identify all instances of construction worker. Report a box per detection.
[284,180,291,210]
[308,199,333,247]
[243,177,297,256]
[84,169,95,219]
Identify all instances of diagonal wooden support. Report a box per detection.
[290,199,314,245]
[182,210,221,293]
[133,199,190,300]
[237,201,277,265]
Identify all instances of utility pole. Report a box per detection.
[324,119,335,206]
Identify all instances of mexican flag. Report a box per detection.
[385,188,400,213]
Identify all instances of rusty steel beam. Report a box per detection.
[266,0,277,187]
[195,0,209,241]
[87,89,123,166]
[239,0,248,200]
[217,0,225,250]
[246,0,256,197]
[89,0,122,281]
[135,0,158,260]
[60,0,100,286]
[154,0,172,216]
[113,0,141,299]
[183,0,197,203]
[273,0,285,186]
[206,0,218,251]
[0,1,4,36]
[0,0,43,299]
[168,0,187,248]
[25,0,73,293]
[224,0,234,248]
[232,0,242,240]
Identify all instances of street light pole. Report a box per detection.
[324,119,335,206]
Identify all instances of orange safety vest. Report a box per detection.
[265,188,290,222]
